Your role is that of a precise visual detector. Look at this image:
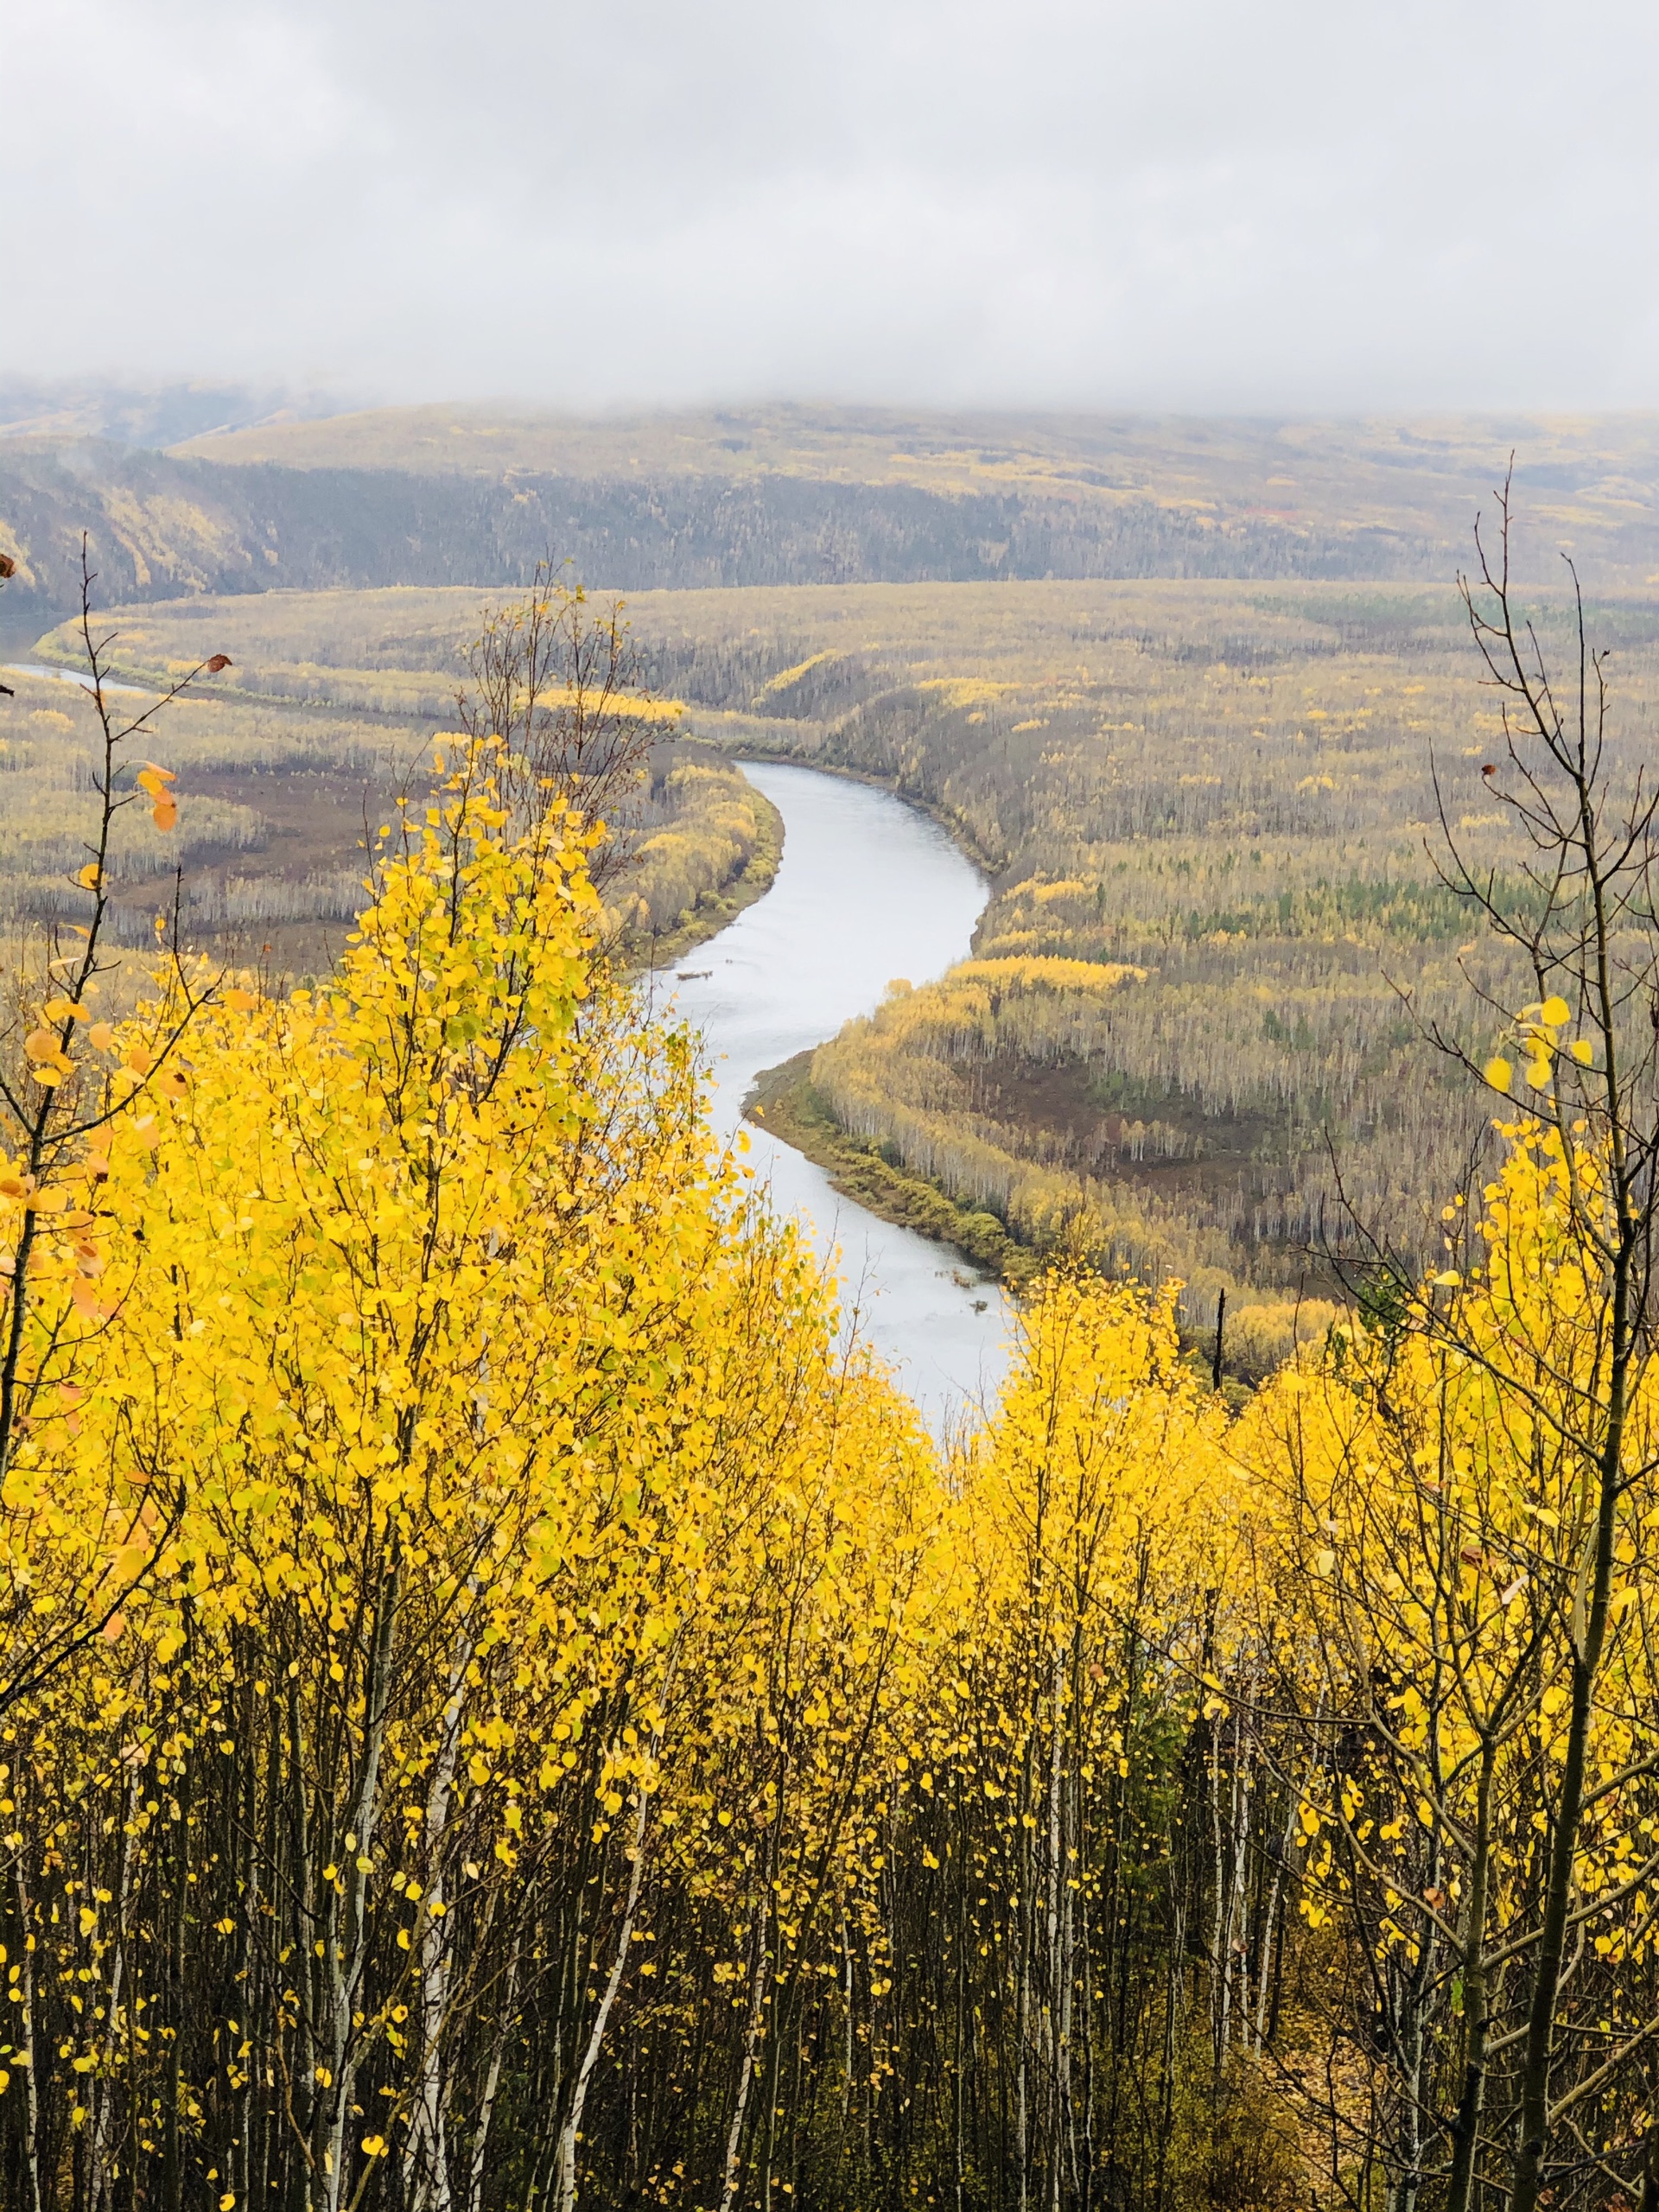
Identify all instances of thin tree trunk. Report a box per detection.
[14,1858,43,2212]
[1509,1353,1627,2212]
[1442,1743,1495,2212]
[720,1857,775,2212]
[556,1770,652,2212]
[89,1772,139,2212]
[466,1929,521,2212]
[405,1630,477,2212]
[318,1551,401,2212]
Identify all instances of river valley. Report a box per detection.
[662,761,1012,1432]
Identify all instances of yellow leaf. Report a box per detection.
[1484,1056,1512,1093]
[1525,1059,1552,1090]
[87,1022,116,1052]
[1541,995,1571,1027]
[22,1029,57,1062]
[222,988,258,1013]
[77,863,100,890]
[1571,1039,1593,1065]
[151,796,179,833]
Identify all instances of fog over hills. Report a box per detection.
[0,378,349,453]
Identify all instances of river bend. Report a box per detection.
[662,762,1012,1431]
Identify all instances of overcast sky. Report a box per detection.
[9,0,1659,413]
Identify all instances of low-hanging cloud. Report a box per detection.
[9,0,1659,411]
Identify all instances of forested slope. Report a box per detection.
[11,404,1659,647]
[4,588,778,975]
[626,578,1659,1344]
[0,438,1425,650]
[181,400,1659,584]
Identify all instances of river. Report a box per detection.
[661,761,1013,1433]
[3,661,148,695]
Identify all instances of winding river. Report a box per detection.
[663,762,1012,1431]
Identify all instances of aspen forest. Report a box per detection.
[1,482,1658,2212]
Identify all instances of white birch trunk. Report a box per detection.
[555,1772,652,2212]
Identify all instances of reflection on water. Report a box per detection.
[661,761,1012,1433]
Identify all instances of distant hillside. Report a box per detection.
[0,378,346,451]
[181,402,1659,580]
[6,403,1659,644]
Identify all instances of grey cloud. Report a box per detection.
[7,0,1659,409]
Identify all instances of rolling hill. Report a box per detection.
[8,404,1659,651]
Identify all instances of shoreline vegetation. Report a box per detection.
[630,772,782,973]
[745,1048,1030,1284]
[745,1044,1294,1391]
